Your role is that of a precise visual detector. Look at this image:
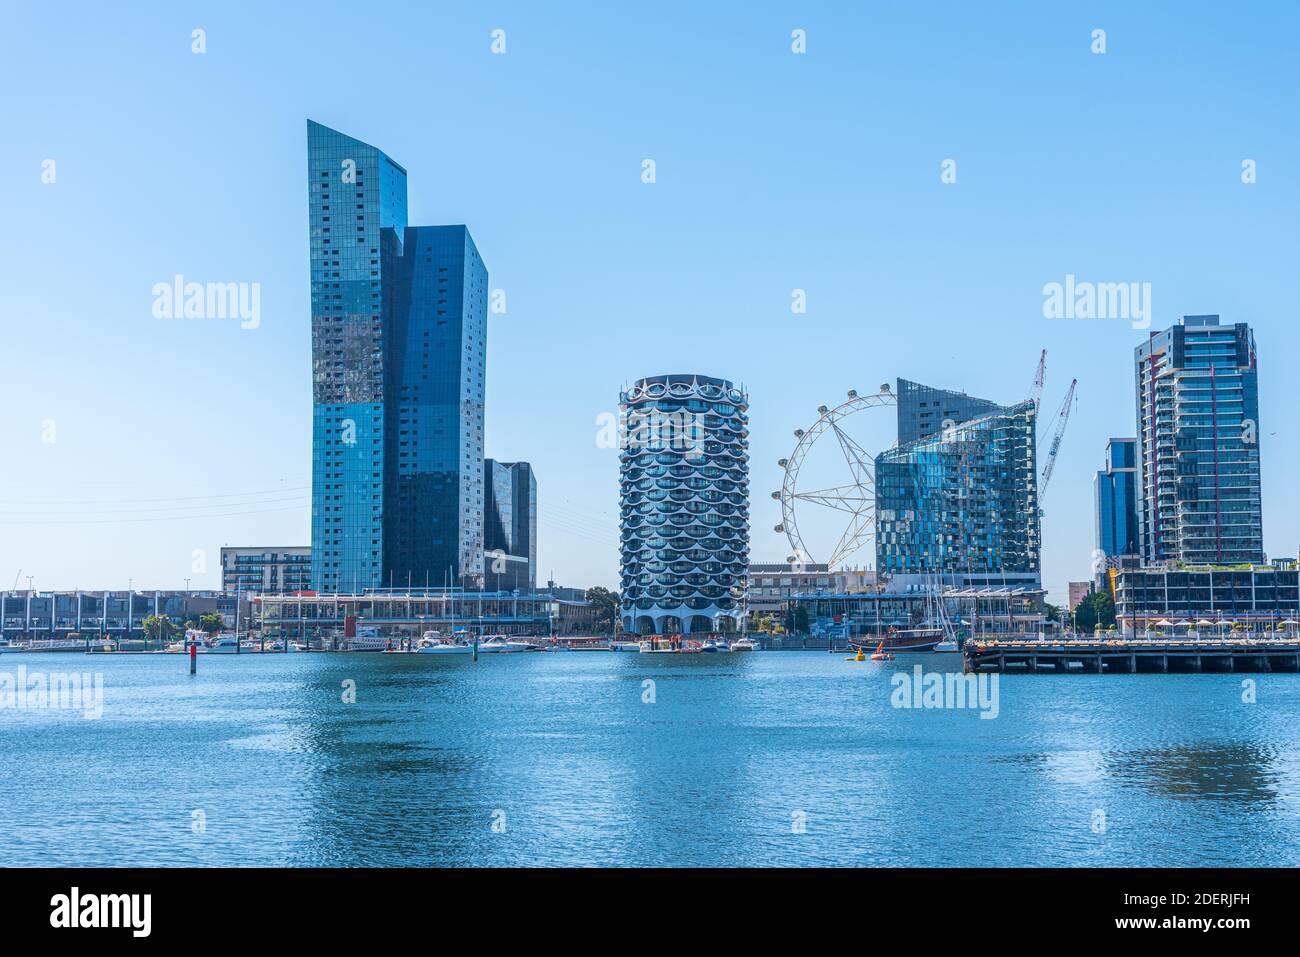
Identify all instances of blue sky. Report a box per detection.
[2,1,1297,604]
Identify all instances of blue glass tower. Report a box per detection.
[1094,438,1138,559]
[308,122,487,591]
[484,460,537,590]
[308,121,407,592]
[386,226,487,588]
[876,387,1039,576]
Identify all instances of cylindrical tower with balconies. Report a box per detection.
[619,374,749,635]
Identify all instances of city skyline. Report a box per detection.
[5,4,1299,607]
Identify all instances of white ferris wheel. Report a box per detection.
[772,384,897,569]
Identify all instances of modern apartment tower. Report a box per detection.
[1134,315,1263,566]
[619,375,750,634]
[1094,438,1139,560]
[876,379,1040,577]
[895,378,1006,445]
[308,121,487,591]
[484,459,537,591]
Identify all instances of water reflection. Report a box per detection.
[1104,744,1280,805]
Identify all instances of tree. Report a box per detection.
[1042,602,1062,627]
[198,612,224,635]
[1073,592,1115,633]
[142,614,180,642]
[584,586,619,634]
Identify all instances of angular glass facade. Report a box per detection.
[619,375,750,634]
[1094,437,1138,559]
[1135,315,1263,565]
[876,400,1039,575]
[896,378,1005,445]
[309,120,408,592]
[386,225,487,588]
[308,122,487,591]
[484,459,537,591]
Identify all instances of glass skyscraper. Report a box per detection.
[308,121,487,591]
[876,381,1039,576]
[484,459,537,591]
[1094,438,1138,560]
[1135,315,1263,566]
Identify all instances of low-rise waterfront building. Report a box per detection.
[253,587,594,642]
[746,562,876,626]
[792,571,1046,640]
[0,590,249,641]
[221,546,312,594]
[1114,564,1299,631]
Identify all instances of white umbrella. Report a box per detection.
[1152,619,1174,627]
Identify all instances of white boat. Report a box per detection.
[415,637,473,655]
[206,635,241,654]
[478,635,533,654]
[728,637,758,652]
[341,627,394,652]
[0,638,14,653]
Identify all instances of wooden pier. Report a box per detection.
[963,636,1300,674]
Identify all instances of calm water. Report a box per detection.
[2,650,1298,867]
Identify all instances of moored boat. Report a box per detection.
[341,627,394,652]
[478,635,534,654]
[415,634,473,654]
[850,627,943,654]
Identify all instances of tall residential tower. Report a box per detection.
[1134,315,1262,566]
[308,121,487,591]
[619,375,750,634]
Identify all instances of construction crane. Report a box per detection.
[1029,349,1046,411]
[1038,378,1077,499]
